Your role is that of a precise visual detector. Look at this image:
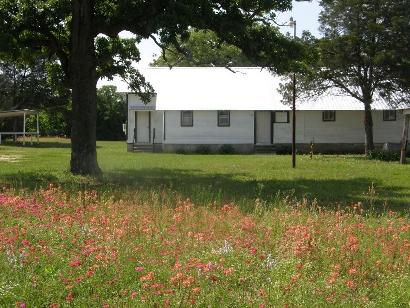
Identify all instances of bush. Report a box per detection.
[275,145,292,155]
[219,144,235,154]
[175,148,187,154]
[368,150,400,162]
[195,145,211,154]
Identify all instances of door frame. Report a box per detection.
[134,111,151,144]
[254,111,274,145]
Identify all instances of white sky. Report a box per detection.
[135,0,322,66]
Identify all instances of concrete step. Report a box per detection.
[133,144,154,152]
[255,145,277,154]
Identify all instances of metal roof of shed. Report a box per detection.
[0,109,38,119]
[98,67,409,111]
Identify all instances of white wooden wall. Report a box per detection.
[274,110,407,144]
[163,110,254,144]
[127,109,408,145]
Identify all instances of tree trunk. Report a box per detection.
[363,99,375,156]
[70,0,101,175]
[400,114,409,164]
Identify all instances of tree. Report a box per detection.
[151,29,253,67]
[0,57,70,135]
[294,0,410,155]
[0,0,307,175]
[96,86,126,141]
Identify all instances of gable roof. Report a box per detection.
[98,67,409,111]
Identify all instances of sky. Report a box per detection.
[135,0,322,67]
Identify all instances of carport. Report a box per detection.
[0,109,40,145]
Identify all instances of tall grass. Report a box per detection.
[1,186,409,307]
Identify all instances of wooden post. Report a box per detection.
[400,114,409,164]
[23,112,26,146]
[36,112,40,143]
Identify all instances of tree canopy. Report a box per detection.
[151,29,253,67]
[0,0,307,175]
[96,86,126,141]
[292,0,410,154]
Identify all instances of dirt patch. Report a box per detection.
[0,155,23,163]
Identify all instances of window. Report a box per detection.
[274,111,289,123]
[181,111,193,127]
[322,110,336,121]
[217,111,230,127]
[383,110,396,121]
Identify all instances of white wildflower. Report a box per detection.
[212,240,233,255]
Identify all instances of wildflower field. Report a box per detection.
[0,139,409,306]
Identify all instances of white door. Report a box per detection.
[256,111,271,145]
[136,111,150,143]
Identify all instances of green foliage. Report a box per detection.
[367,150,401,162]
[219,144,235,154]
[294,0,410,105]
[96,86,126,141]
[195,145,211,154]
[25,111,70,136]
[152,30,253,67]
[0,57,71,135]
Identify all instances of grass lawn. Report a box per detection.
[0,138,409,307]
[0,138,409,211]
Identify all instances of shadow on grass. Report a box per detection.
[1,167,408,213]
[105,168,409,212]
[1,140,71,149]
[0,141,104,149]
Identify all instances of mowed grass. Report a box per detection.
[0,138,409,211]
[0,138,410,307]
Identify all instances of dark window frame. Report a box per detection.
[180,110,193,127]
[383,110,396,121]
[217,110,230,127]
[322,110,336,122]
[273,111,290,123]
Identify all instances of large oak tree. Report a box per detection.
[0,0,306,175]
[151,29,253,67]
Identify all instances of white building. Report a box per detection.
[118,67,409,153]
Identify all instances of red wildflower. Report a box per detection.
[241,217,256,231]
[21,240,31,247]
[65,293,74,302]
[224,267,235,275]
[192,287,201,294]
[69,258,81,267]
[347,235,360,252]
[345,280,356,289]
[135,266,144,272]
[182,276,195,287]
[139,272,154,282]
[327,271,339,284]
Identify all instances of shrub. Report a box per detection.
[219,144,235,154]
[368,150,400,162]
[195,145,211,154]
[275,145,292,155]
[176,148,187,154]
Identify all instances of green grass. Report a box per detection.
[0,138,409,211]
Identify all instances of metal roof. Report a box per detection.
[0,109,38,119]
[98,67,409,111]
